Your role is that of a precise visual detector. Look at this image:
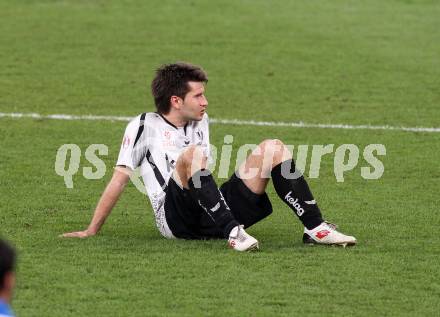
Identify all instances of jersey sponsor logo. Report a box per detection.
[305,200,316,205]
[284,191,305,216]
[162,130,176,147]
[122,136,131,149]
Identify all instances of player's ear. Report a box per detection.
[170,95,183,110]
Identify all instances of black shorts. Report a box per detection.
[164,174,273,239]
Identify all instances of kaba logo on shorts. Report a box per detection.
[284,191,305,216]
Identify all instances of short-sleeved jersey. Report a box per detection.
[116,112,210,216]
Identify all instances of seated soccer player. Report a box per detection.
[62,62,356,251]
[0,239,16,317]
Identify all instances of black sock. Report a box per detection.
[271,159,323,229]
[188,169,239,238]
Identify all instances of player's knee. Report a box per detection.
[259,139,287,162]
[179,145,205,167]
[260,138,284,152]
[178,145,196,166]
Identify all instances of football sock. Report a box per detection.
[189,169,239,238]
[271,159,324,230]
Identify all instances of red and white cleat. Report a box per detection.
[303,222,356,247]
[228,225,259,252]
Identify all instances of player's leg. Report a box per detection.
[237,139,291,194]
[173,145,258,251]
[238,139,356,246]
[238,139,324,229]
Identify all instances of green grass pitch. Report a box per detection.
[1,0,439,316]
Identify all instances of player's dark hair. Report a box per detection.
[151,62,208,114]
[0,239,16,289]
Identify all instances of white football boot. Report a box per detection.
[303,222,356,247]
[228,225,259,251]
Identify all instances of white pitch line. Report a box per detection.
[1,111,439,133]
[0,112,133,122]
[209,118,440,133]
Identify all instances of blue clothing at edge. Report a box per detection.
[0,299,14,317]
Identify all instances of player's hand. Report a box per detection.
[60,229,97,238]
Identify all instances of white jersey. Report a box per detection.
[116,112,210,235]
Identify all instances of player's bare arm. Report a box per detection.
[61,166,131,238]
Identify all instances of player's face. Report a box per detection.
[181,81,208,121]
